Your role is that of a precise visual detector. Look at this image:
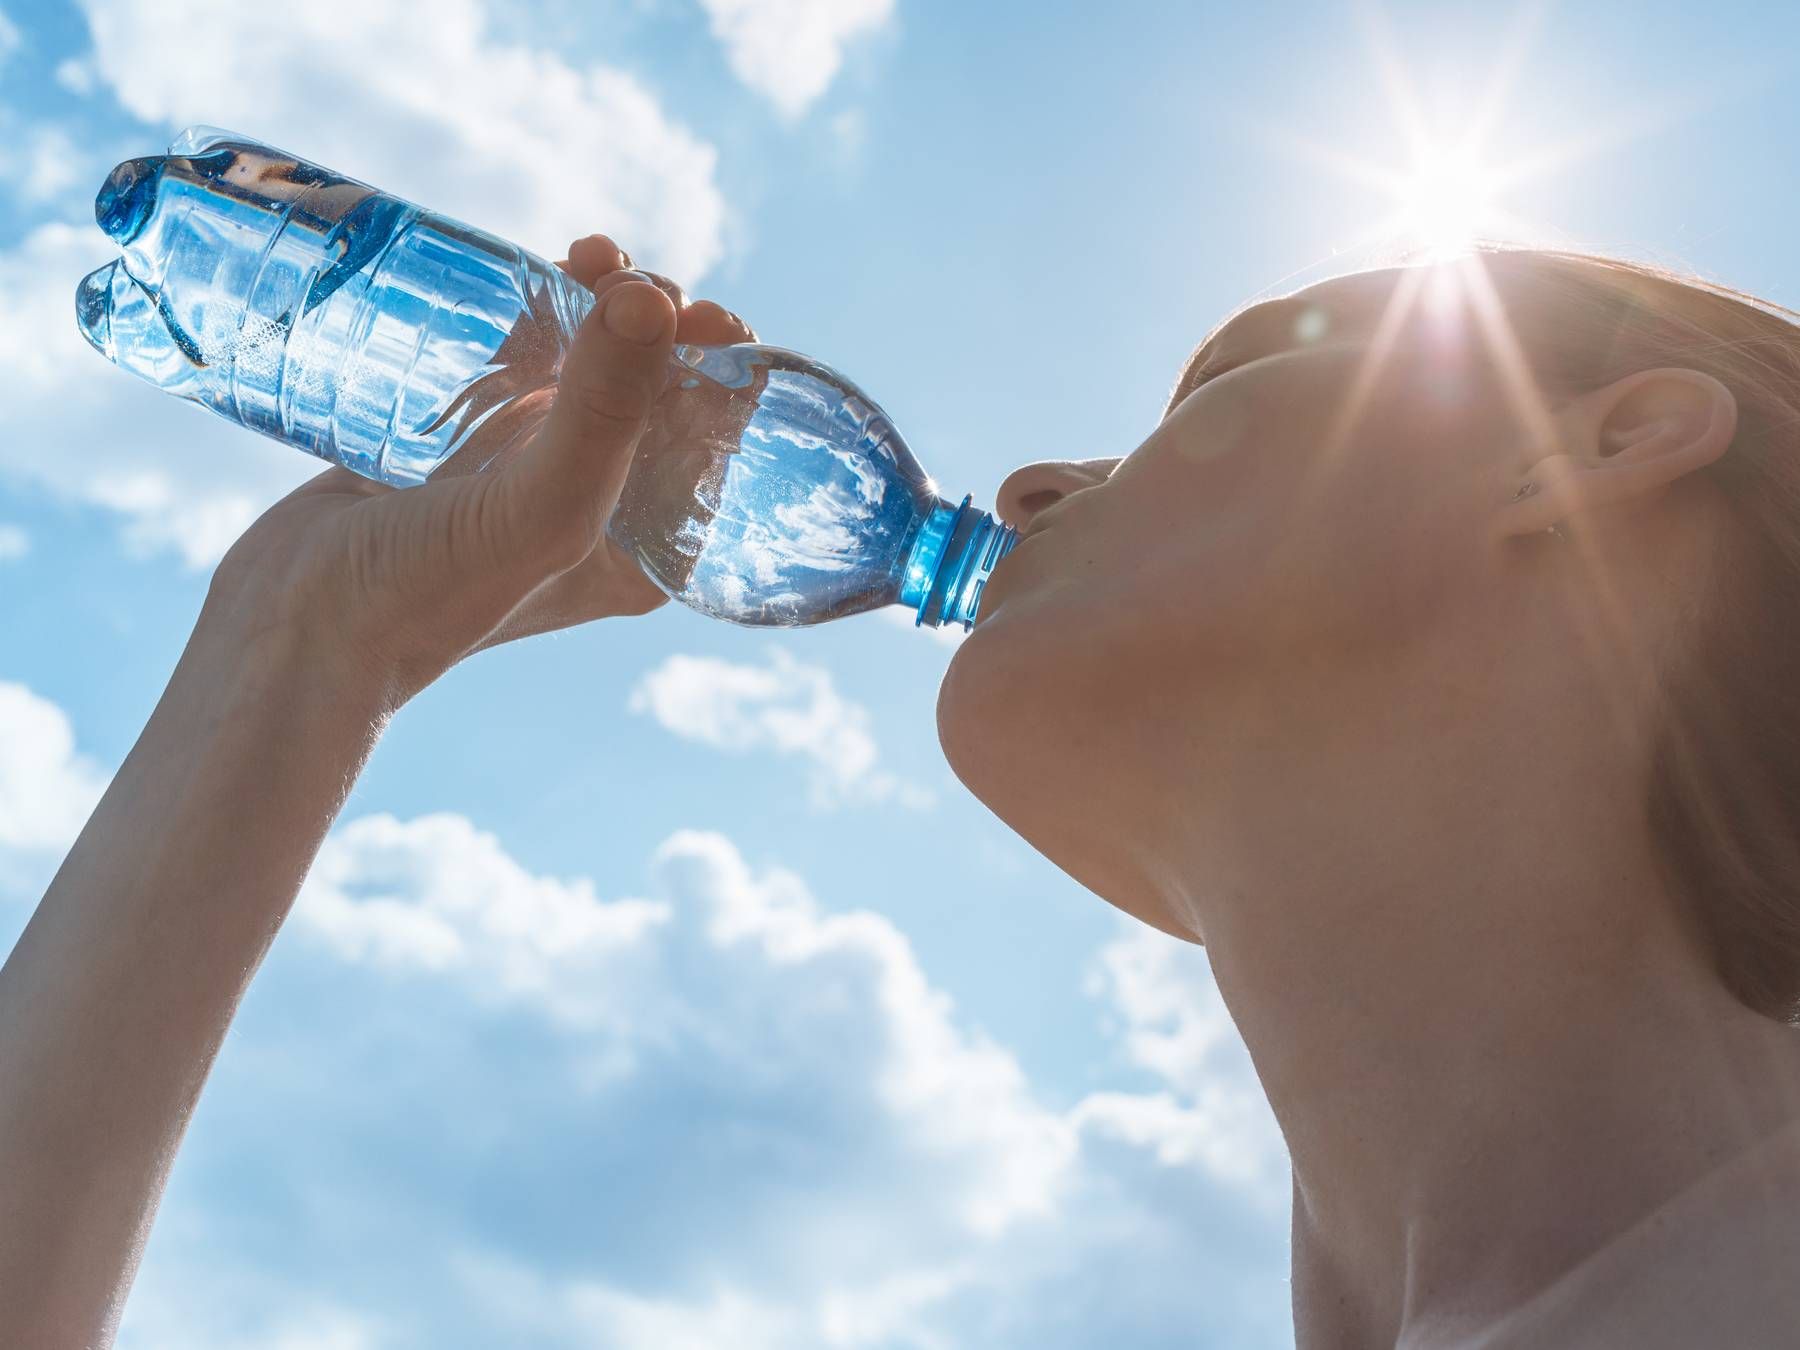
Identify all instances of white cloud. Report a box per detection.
[698,0,894,119]
[299,818,1069,1239]
[0,8,20,63]
[629,649,932,808]
[1073,926,1288,1198]
[74,0,726,281]
[0,681,109,855]
[0,114,85,204]
[657,829,1073,1235]
[0,0,730,570]
[126,811,1293,1347]
[54,56,97,94]
[877,601,966,647]
[0,523,27,560]
[299,812,670,1032]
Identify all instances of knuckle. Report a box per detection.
[564,368,655,430]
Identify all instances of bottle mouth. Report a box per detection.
[913,496,1019,630]
[95,155,162,244]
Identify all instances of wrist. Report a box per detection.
[193,566,426,724]
[187,584,404,738]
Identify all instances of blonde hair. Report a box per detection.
[1477,245,1800,1022]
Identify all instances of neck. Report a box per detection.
[1134,665,1800,1349]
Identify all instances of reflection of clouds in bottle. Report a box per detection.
[610,344,966,627]
[771,482,869,569]
[677,388,919,622]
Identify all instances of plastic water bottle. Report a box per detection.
[73,126,1015,630]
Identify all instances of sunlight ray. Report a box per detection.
[1355,2,1434,166]
[1460,0,1552,162]
[1318,262,1429,462]
[1272,265,1430,563]
[1455,253,1558,453]
[1456,256,1650,754]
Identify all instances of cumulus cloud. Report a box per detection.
[0,680,109,855]
[0,0,729,569]
[698,0,894,119]
[299,812,671,1033]
[1073,926,1288,1199]
[629,649,932,808]
[127,809,1292,1348]
[0,523,27,560]
[657,829,1073,1234]
[73,0,726,280]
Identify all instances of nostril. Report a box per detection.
[1002,488,1064,528]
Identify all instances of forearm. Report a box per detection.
[0,607,387,1348]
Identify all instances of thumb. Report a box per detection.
[498,276,677,561]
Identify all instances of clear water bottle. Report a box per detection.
[73,126,1015,629]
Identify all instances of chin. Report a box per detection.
[936,592,1104,836]
[936,594,1210,945]
[935,616,1014,808]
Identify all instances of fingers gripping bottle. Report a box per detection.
[74,126,1016,629]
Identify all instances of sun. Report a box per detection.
[1396,146,1502,254]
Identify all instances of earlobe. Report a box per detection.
[1492,368,1737,543]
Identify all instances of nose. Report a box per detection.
[995,458,1120,530]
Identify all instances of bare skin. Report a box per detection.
[7,246,1800,1349]
[945,263,1800,1346]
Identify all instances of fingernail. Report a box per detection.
[600,281,670,345]
[619,248,634,269]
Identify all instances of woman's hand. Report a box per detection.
[202,234,754,711]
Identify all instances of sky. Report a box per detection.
[4,1,1800,1345]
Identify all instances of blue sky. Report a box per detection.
[4,0,1800,1345]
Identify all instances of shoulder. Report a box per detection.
[1471,1120,1800,1349]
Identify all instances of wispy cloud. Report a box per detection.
[0,524,27,561]
[0,8,20,64]
[0,112,86,205]
[629,648,932,808]
[698,0,894,119]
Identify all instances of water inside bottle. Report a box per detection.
[76,129,978,627]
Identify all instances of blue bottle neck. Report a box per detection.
[899,496,1018,630]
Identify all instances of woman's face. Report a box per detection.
[938,263,1541,932]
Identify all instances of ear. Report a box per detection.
[1493,368,1737,543]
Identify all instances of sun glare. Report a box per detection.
[1396,147,1500,253]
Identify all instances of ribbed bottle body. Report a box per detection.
[76,126,1017,630]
